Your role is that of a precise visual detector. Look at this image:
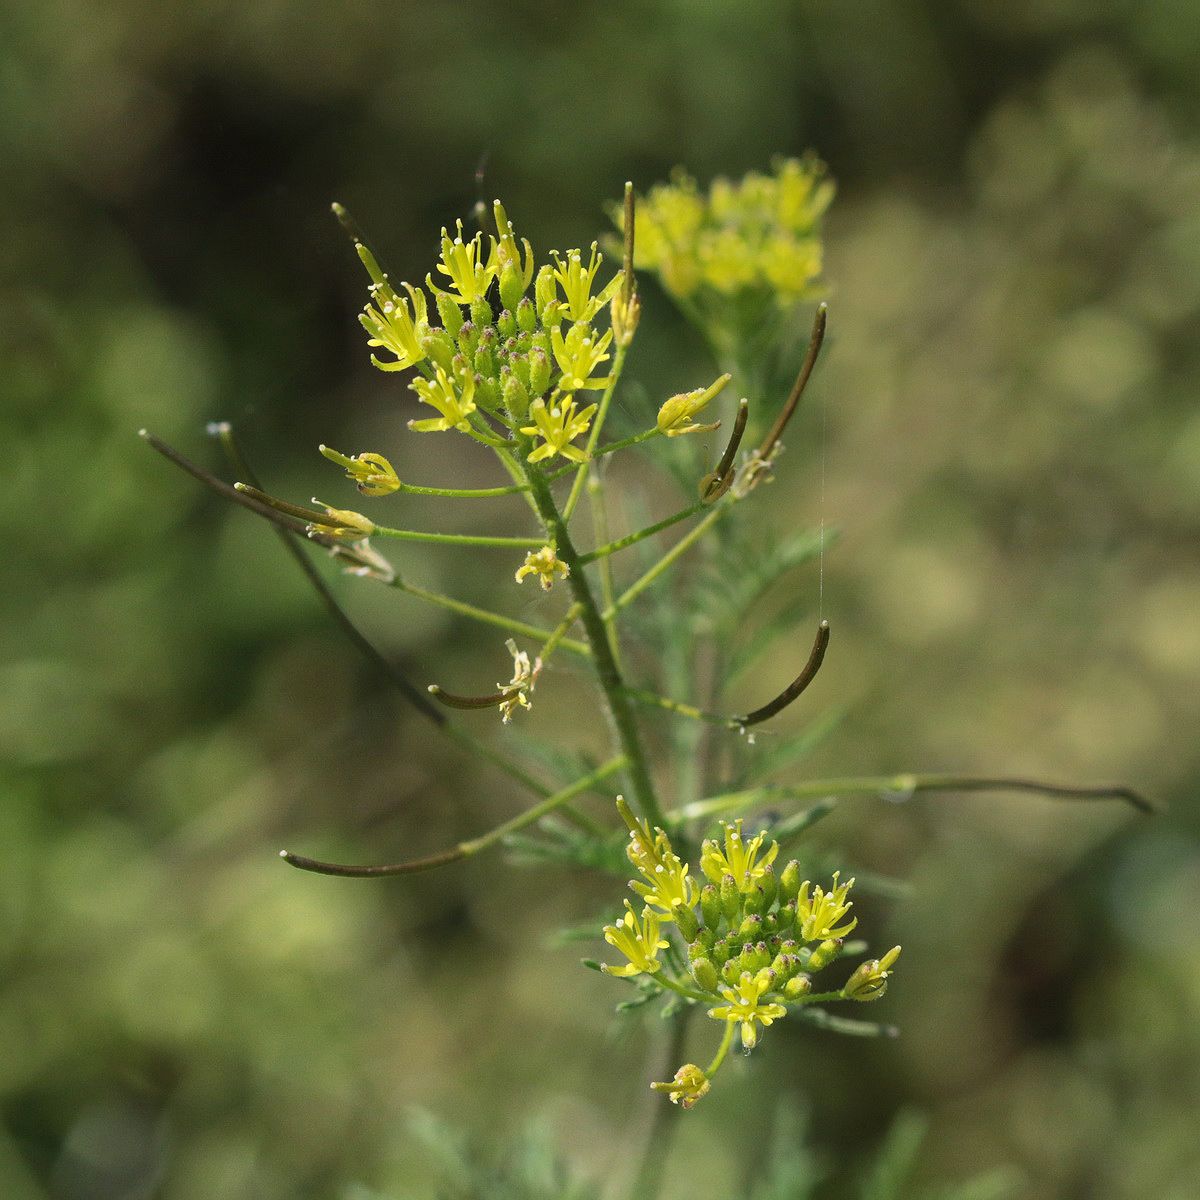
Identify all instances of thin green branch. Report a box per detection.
[281,755,626,877]
[578,499,709,566]
[563,343,629,519]
[388,578,591,658]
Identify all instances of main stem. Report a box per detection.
[523,461,664,827]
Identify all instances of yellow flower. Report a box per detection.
[514,545,569,591]
[308,502,376,539]
[656,373,731,437]
[842,946,901,1001]
[319,445,401,496]
[409,365,477,433]
[650,1064,710,1109]
[521,396,597,463]
[359,280,430,373]
[497,638,541,724]
[425,221,498,305]
[796,871,857,942]
[601,901,668,977]
[550,324,613,392]
[550,244,622,324]
[699,818,779,892]
[708,970,787,1049]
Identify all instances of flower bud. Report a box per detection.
[806,938,842,972]
[456,320,480,356]
[720,874,742,924]
[779,860,803,904]
[759,864,778,910]
[436,292,464,337]
[498,264,525,313]
[689,929,715,955]
[534,264,556,320]
[721,958,742,986]
[711,936,733,965]
[497,307,518,338]
[470,296,493,329]
[743,884,766,917]
[700,883,722,932]
[528,347,550,396]
[610,287,641,347]
[475,376,500,413]
[737,913,764,941]
[784,974,812,1000]
[675,904,699,943]
[516,296,537,333]
[690,956,719,993]
[421,329,457,372]
[503,373,530,423]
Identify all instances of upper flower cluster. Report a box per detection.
[351,202,626,465]
[617,157,832,309]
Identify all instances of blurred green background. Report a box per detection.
[3,0,1199,1196]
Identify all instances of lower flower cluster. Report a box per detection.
[596,799,900,1107]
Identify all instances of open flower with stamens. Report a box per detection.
[708,970,787,1049]
[359,280,430,373]
[521,396,597,463]
[409,365,477,433]
[514,545,569,591]
[319,446,401,496]
[630,852,695,922]
[657,372,731,437]
[601,901,669,977]
[497,638,541,723]
[797,871,857,941]
[425,221,498,305]
[550,324,613,392]
[551,244,622,324]
[700,818,779,892]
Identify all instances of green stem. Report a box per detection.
[593,426,659,460]
[622,687,727,726]
[603,506,728,619]
[395,480,531,498]
[522,462,664,826]
[373,524,544,548]
[629,1006,693,1200]
[282,756,626,876]
[578,500,709,565]
[588,476,621,666]
[563,343,628,520]
[390,578,591,657]
[705,1019,735,1076]
[651,974,708,1004]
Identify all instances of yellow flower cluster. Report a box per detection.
[620,158,832,308]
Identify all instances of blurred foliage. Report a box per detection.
[3,0,1199,1198]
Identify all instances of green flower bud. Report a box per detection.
[720,874,742,924]
[470,296,493,329]
[806,938,842,972]
[675,904,699,943]
[743,884,766,918]
[689,928,715,955]
[841,946,901,1002]
[456,320,480,356]
[503,373,530,423]
[721,958,742,986]
[737,913,763,941]
[474,339,496,379]
[421,329,457,372]
[497,308,517,338]
[475,375,500,413]
[516,296,537,332]
[784,974,812,1000]
[436,292,464,337]
[534,264,556,320]
[700,884,722,932]
[779,860,803,904]
[711,936,733,965]
[690,956,720,993]
[528,347,550,396]
[761,911,779,936]
[759,864,778,910]
[499,264,525,313]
